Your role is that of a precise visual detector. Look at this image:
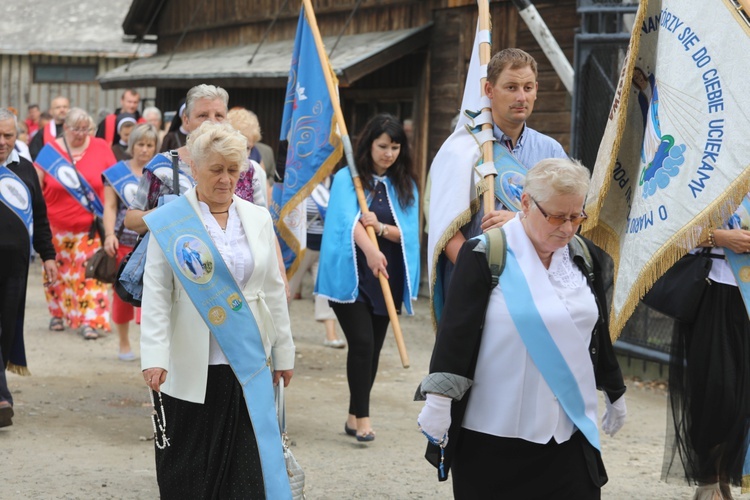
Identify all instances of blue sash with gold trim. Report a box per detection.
[0,164,33,246]
[102,161,139,208]
[34,144,104,217]
[144,196,291,499]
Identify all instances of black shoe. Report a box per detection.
[0,402,13,428]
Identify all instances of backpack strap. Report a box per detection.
[485,227,507,289]
[569,234,594,281]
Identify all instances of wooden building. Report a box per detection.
[0,0,154,122]
[101,0,577,192]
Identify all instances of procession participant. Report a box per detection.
[662,200,750,499]
[316,114,420,442]
[25,104,41,138]
[417,158,626,498]
[29,96,70,160]
[159,100,187,153]
[102,124,158,361]
[110,114,137,162]
[140,121,294,497]
[428,48,568,323]
[0,108,57,427]
[96,89,144,146]
[34,107,114,339]
[142,106,166,144]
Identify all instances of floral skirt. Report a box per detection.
[44,229,111,331]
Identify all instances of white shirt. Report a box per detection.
[198,201,255,365]
[462,217,598,444]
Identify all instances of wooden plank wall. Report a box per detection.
[0,54,155,121]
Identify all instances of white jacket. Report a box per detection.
[140,188,294,403]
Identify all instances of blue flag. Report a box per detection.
[270,6,342,278]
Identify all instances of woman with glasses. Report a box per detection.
[36,107,117,339]
[416,158,626,498]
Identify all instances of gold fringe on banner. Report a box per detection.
[7,362,30,376]
[607,172,750,339]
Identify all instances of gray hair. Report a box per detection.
[143,106,162,122]
[523,157,590,203]
[64,107,92,128]
[126,123,160,156]
[184,84,229,118]
[0,108,18,127]
[187,121,248,173]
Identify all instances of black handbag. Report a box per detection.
[641,250,714,323]
[84,220,122,284]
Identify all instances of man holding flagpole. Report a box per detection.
[428,47,567,323]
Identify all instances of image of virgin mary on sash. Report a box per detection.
[174,235,213,284]
[34,143,104,217]
[102,161,139,208]
[0,165,34,245]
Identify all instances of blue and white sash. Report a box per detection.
[0,164,33,246]
[144,153,194,195]
[34,144,104,217]
[144,196,291,500]
[499,222,600,450]
[102,161,139,208]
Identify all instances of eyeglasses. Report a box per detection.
[70,128,90,134]
[531,196,588,226]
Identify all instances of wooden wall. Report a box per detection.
[0,54,154,120]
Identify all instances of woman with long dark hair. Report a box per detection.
[316,114,420,442]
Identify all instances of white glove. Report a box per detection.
[602,393,627,437]
[418,393,452,446]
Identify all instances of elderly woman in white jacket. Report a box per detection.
[140,121,294,499]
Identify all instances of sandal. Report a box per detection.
[78,326,99,340]
[49,317,65,331]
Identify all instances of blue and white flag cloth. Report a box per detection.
[270,6,342,279]
[583,0,750,338]
[35,144,104,217]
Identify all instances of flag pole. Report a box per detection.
[478,0,496,216]
[301,0,410,368]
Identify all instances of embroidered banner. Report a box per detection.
[34,144,104,217]
[270,5,342,279]
[145,196,291,499]
[582,0,750,337]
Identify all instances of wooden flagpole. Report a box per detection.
[478,0,496,216]
[301,0,410,368]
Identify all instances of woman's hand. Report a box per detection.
[359,212,379,229]
[715,228,750,254]
[104,234,118,257]
[366,249,389,279]
[143,368,167,392]
[274,369,294,387]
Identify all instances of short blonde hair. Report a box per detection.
[185,84,229,118]
[523,157,590,203]
[187,121,248,172]
[127,124,160,156]
[227,108,262,145]
[65,107,91,128]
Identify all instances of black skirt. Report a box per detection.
[662,281,750,486]
[154,365,265,499]
[451,429,604,499]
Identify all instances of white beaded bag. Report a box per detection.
[275,382,306,499]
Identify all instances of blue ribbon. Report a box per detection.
[0,164,33,246]
[34,144,104,217]
[145,196,291,499]
[500,245,601,451]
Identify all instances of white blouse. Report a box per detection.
[463,223,598,445]
[198,201,254,365]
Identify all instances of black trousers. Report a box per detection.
[0,255,30,406]
[452,429,602,499]
[331,301,390,418]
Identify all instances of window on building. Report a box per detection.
[34,64,98,83]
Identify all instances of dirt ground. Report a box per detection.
[3,265,747,499]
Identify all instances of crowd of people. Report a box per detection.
[0,44,747,500]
